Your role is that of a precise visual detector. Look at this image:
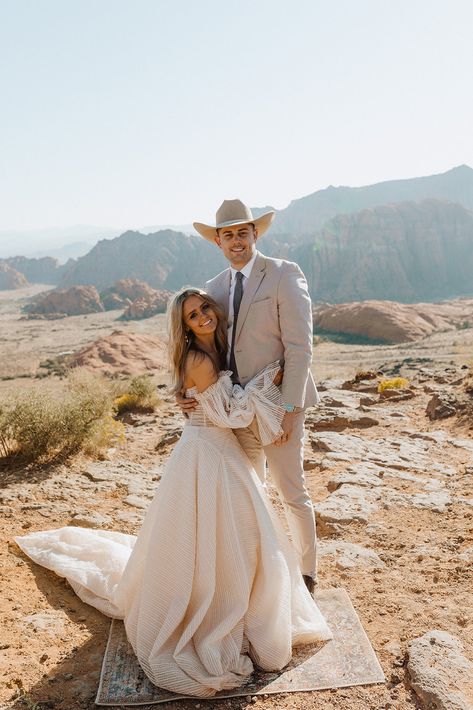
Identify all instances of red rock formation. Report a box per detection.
[121,290,173,320]
[69,330,168,375]
[313,299,473,343]
[298,200,473,302]
[25,285,104,316]
[100,279,157,310]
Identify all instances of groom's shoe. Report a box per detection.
[303,575,316,596]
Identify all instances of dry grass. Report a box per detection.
[0,369,124,463]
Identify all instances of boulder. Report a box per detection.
[426,393,459,420]
[407,630,473,710]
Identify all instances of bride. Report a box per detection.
[15,287,332,699]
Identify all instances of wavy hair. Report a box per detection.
[167,287,228,395]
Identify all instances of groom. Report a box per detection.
[181,199,320,592]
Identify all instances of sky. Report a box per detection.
[1,0,472,234]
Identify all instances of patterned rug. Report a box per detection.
[95,588,385,706]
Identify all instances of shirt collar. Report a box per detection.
[230,250,257,281]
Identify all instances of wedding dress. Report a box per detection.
[15,363,332,698]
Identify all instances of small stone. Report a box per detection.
[124,495,149,509]
[70,512,112,528]
[39,653,49,663]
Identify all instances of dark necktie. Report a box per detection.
[229,271,244,383]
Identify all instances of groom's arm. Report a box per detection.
[277,262,313,409]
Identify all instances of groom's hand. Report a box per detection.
[175,392,197,416]
[273,411,296,446]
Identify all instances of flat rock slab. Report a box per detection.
[319,388,362,407]
[319,541,385,570]
[311,431,455,477]
[306,408,380,431]
[315,485,381,535]
[327,470,384,492]
[407,630,473,710]
[95,588,384,705]
[386,490,452,513]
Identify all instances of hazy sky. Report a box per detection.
[1,0,472,232]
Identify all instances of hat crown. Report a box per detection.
[216,199,253,228]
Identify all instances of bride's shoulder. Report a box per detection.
[184,350,218,392]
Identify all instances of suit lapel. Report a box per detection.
[212,270,231,320]
[235,251,267,342]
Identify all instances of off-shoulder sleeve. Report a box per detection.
[194,362,285,445]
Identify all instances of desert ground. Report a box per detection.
[1,285,472,710]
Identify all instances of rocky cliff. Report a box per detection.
[298,199,473,302]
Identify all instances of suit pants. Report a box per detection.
[232,411,317,579]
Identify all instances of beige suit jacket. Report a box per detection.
[205,251,320,409]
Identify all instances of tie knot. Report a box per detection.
[235,271,243,282]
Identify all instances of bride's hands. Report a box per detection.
[273,367,284,387]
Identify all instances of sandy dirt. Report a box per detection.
[1,286,472,710]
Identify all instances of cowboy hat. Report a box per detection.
[193,199,275,243]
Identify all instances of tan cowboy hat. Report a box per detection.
[193,199,275,243]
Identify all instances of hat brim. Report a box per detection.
[193,210,275,243]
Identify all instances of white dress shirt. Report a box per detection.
[226,251,257,366]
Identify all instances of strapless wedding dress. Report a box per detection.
[15,363,332,698]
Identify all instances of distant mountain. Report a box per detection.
[57,199,473,304]
[60,230,227,291]
[7,166,473,304]
[294,199,473,302]
[30,241,95,263]
[3,256,66,285]
[266,164,473,235]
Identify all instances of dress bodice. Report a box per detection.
[184,386,217,428]
[181,364,285,446]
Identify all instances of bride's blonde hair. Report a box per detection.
[167,287,228,395]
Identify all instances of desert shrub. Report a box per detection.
[378,377,409,393]
[114,393,140,415]
[85,414,126,454]
[113,374,159,414]
[0,369,123,463]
